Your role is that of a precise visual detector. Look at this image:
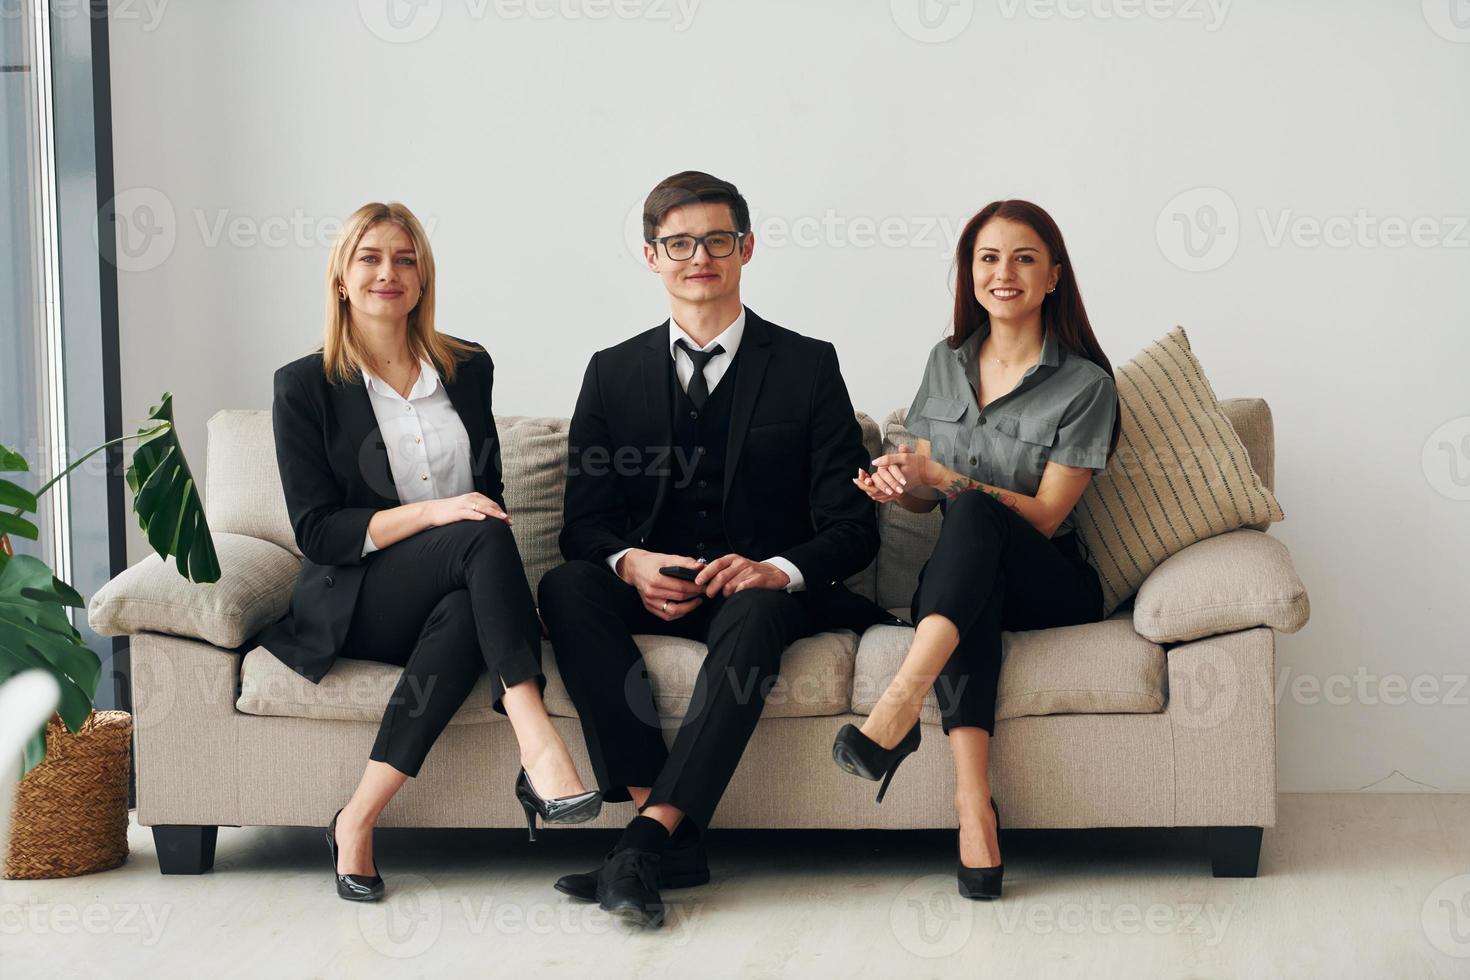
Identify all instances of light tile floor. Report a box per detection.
[3,794,1469,979]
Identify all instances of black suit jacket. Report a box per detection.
[559,309,893,633]
[254,338,505,683]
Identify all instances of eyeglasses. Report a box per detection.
[647,230,747,261]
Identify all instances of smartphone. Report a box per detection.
[659,565,701,583]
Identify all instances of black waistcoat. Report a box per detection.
[645,349,741,561]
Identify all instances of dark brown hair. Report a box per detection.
[643,171,751,241]
[952,199,1121,462]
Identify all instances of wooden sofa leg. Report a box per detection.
[153,825,218,874]
[1207,826,1263,877]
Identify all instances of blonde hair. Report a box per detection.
[321,201,476,384]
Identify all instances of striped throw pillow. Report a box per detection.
[1075,327,1285,616]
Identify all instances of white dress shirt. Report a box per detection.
[360,357,475,556]
[606,309,805,592]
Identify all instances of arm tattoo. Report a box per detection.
[941,476,981,500]
[942,477,1022,515]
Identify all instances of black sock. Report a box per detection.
[615,815,671,854]
[669,817,700,848]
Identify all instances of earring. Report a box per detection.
[338,285,347,300]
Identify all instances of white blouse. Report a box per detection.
[360,357,474,556]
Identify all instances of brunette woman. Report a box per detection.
[833,200,1120,901]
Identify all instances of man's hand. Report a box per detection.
[616,549,705,621]
[694,554,791,598]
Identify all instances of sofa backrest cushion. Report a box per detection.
[204,408,884,601]
[874,330,1281,614]
[1073,327,1284,615]
[496,415,572,594]
[206,410,299,557]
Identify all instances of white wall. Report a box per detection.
[106,0,1470,793]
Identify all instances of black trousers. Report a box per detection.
[339,520,543,778]
[538,560,817,830]
[913,491,1105,735]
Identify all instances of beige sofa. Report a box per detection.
[88,398,1309,879]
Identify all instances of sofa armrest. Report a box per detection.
[87,533,300,648]
[1133,529,1309,643]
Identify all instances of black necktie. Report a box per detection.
[675,340,725,410]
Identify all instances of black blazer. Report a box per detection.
[560,309,893,633]
[254,338,505,683]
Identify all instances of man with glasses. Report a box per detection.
[538,171,892,928]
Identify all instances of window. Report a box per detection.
[2,1,127,712]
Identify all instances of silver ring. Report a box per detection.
[661,600,670,613]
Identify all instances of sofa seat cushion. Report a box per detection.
[542,630,858,721]
[852,614,1166,725]
[87,533,300,648]
[237,645,509,724]
[238,629,858,724]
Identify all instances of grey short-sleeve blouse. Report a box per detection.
[903,320,1117,537]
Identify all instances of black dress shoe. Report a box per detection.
[515,768,602,842]
[596,848,664,928]
[832,720,922,803]
[555,839,710,902]
[957,797,1004,901]
[325,807,384,902]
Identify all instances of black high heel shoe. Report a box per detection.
[957,797,1004,901]
[515,768,602,842]
[832,720,922,803]
[326,807,384,902]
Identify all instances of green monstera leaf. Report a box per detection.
[2,394,219,779]
[0,553,100,776]
[1,442,98,775]
[0,444,38,543]
[125,393,221,584]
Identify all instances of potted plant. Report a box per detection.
[0,393,218,878]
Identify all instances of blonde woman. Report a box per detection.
[256,202,600,902]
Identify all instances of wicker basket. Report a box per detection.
[5,710,132,879]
